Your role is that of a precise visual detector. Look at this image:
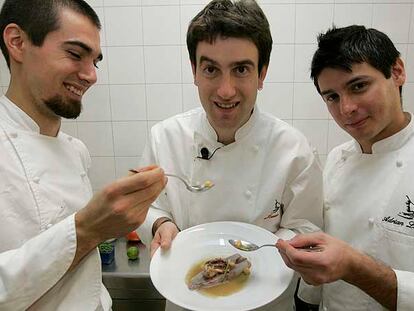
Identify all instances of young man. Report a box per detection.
[0,0,165,309]
[277,25,413,311]
[136,0,323,309]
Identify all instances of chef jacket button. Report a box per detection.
[245,190,252,198]
[33,177,40,184]
[252,145,259,152]
[80,171,87,177]
[9,132,18,138]
[324,205,330,211]
[46,223,52,229]
[368,217,375,226]
[341,155,346,162]
[396,160,403,167]
[323,307,328,311]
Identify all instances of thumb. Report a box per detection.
[288,232,324,248]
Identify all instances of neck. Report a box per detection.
[6,77,61,137]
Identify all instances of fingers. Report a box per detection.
[116,167,166,195]
[277,239,324,268]
[287,232,326,248]
[150,239,161,258]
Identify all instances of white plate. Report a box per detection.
[150,221,294,311]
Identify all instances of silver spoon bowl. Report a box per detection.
[129,169,214,193]
[228,239,323,252]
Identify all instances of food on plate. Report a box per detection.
[186,254,251,296]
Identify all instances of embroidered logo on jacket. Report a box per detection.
[382,195,414,230]
[398,195,414,220]
[264,200,283,220]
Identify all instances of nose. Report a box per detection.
[340,95,357,116]
[78,61,97,86]
[216,74,236,100]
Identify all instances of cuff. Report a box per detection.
[395,269,414,311]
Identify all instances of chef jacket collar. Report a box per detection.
[0,95,42,133]
[196,105,259,146]
[345,112,414,154]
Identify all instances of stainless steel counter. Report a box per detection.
[102,238,166,311]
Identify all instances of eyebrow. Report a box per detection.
[63,40,103,62]
[198,56,255,68]
[320,76,370,96]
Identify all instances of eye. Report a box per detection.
[202,65,218,76]
[324,93,339,104]
[351,81,368,92]
[234,65,250,76]
[68,51,81,59]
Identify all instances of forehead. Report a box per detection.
[196,37,259,66]
[44,8,102,57]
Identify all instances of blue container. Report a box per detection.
[99,241,115,265]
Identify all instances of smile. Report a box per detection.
[64,83,84,97]
[214,101,239,109]
[346,117,368,128]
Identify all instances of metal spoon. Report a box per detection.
[129,169,214,193]
[228,239,324,252]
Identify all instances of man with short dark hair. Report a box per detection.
[136,1,323,309]
[277,25,414,311]
[0,0,166,309]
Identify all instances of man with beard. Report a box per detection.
[0,0,166,310]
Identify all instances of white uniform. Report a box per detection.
[321,115,414,311]
[137,107,323,310]
[0,96,111,310]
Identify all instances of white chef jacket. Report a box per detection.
[137,107,323,310]
[0,96,111,310]
[320,114,414,311]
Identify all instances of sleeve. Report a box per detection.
[0,214,77,310]
[395,269,414,310]
[136,127,173,246]
[278,146,324,237]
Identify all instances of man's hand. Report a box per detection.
[150,221,179,258]
[73,165,166,267]
[276,232,397,310]
[276,232,355,285]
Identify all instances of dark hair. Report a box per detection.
[186,0,272,73]
[0,0,101,69]
[311,25,401,94]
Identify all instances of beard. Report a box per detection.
[44,95,82,119]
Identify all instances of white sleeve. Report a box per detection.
[136,128,172,246]
[395,269,414,310]
[0,214,76,310]
[279,148,324,235]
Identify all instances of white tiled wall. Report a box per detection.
[1,0,414,190]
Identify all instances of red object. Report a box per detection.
[126,231,140,241]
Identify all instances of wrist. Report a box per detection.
[152,217,180,236]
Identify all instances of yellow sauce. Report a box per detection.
[186,258,250,297]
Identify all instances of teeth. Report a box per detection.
[215,102,237,109]
[65,85,83,96]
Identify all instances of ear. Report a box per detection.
[258,65,268,90]
[3,23,26,64]
[391,57,406,87]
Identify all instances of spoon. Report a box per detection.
[129,169,214,193]
[228,239,324,252]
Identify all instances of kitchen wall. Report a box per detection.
[0,0,414,191]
